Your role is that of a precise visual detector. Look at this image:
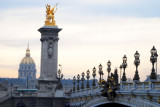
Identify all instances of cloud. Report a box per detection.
[81,0,139,5]
[0,4,160,81]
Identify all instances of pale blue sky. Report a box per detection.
[0,0,160,81]
[0,0,160,17]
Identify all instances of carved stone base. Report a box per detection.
[37,79,62,97]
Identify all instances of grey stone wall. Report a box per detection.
[0,97,66,107]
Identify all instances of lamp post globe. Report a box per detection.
[99,64,102,71]
[107,60,111,78]
[123,55,127,62]
[151,46,157,55]
[57,69,63,81]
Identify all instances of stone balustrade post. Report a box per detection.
[133,82,136,90]
[152,83,154,90]
[149,82,152,90]
[120,83,123,90]
[142,83,144,90]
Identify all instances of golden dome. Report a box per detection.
[20,56,35,64]
[20,43,35,64]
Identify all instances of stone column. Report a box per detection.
[37,26,62,96]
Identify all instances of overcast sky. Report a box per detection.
[0,0,160,81]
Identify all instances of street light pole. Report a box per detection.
[119,65,122,83]
[73,76,76,92]
[59,64,62,72]
[133,51,140,82]
[107,60,111,79]
[92,67,96,87]
[156,61,157,76]
[77,74,80,90]
[86,70,90,89]
[81,72,85,89]
[98,64,103,83]
[150,46,158,80]
[122,55,127,82]
[56,69,63,82]
[155,53,158,76]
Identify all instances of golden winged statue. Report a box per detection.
[45,4,58,26]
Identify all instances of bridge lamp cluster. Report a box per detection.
[70,46,159,92]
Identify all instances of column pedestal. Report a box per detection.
[37,26,62,97]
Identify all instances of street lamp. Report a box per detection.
[133,51,140,82]
[150,46,158,80]
[114,68,119,84]
[77,74,80,90]
[59,64,62,71]
[107,60,111,78]
[119,65,123,83]
[92,67,96,87]
[73,76,76,92]
[98,64,103,82]
[57,69,63,81]
[86,70,90,88]
[81,72,85,89]
[156,52,158,75]
[122,55,127,82]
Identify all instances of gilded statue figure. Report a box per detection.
[45,4,58,26]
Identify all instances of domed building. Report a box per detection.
[0,44,38,90]
[18,44,36,79]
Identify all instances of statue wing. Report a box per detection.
[50,3,59,14]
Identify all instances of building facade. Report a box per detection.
[18,44,36,80]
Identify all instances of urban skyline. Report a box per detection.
[0,0,160,81]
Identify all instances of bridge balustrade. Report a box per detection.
[119,82,157,91]
[70,85,103,98]
[69,81,160,107]
[144,82,149,90]
[152,82,160,90]
[70,85,105,106]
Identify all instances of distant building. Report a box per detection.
[0,44,37,89]
[18,44,36,79]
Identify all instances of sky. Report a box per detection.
[0,0,160,81]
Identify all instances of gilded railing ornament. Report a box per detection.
[45,4,58,26]
[100,73,117,101]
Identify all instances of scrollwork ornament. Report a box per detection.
[48,42,53,58]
